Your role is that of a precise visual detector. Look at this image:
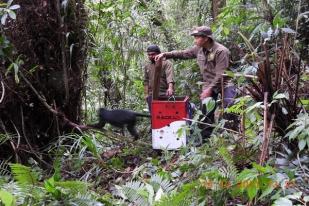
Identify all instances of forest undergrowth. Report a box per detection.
[0,0,309,205]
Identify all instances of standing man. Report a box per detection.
[144,44,175,111]
[155,26,236,139]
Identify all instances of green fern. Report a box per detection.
[218,147,238,181]
[0,133,15,146]
[55,180,89,195]
[149,174,175,193]
[67,193,103,206]
[10,163,39,186]
[0,181,28,205]
[0,160,10,177]
[0,189,16,206]
[285,112,309,151]
[154,182,199,206]
[114,174,177,205]
[154,194,192,206]
[115,181,149,206]
[225,96,252,114]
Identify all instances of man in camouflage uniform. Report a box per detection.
[144,45,175,111]
[155,26,236,139]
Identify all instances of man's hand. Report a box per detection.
[166,88,174,96]
[155,53,165,61]
[166,83,174,96]
[200,87,212,100]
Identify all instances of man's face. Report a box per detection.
[194,36,209,47]
[147,52,159,62]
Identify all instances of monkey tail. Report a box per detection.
[134,112,151,118]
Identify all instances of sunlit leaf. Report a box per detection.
[0,190,15,206]
[298,139,306,151]
[247,180,258,200]
[8,10,16,19]
[1,13,8,25]
[9,5,20,10]
[273,197,293,206]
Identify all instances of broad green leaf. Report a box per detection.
[202,97,215,113]
[0,190,15,206]
[247,180,258,200]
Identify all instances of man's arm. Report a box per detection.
[155,47,199,61]
[164,60,175,96]
[144,85,149,100]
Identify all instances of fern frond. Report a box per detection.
[115,181,149,206]
[149,174,175,193]
[1,181,28,204]
[68,193,103,206]
[10,163,39,186]
[55,180,89,195]
[154,187,196,206]
[0,160,10,177]
[0,133,15,146]
[155,181,201,206]
[218,147,238,181]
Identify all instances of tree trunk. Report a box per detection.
[211,0,226,22]
[0,0,87,161]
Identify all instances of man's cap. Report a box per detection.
[146,45,161,53]
[190,26,214,40]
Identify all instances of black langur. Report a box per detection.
[92,108,151,140]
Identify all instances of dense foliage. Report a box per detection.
[0,0,308,205]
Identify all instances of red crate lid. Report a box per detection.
[151,96,189,129]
